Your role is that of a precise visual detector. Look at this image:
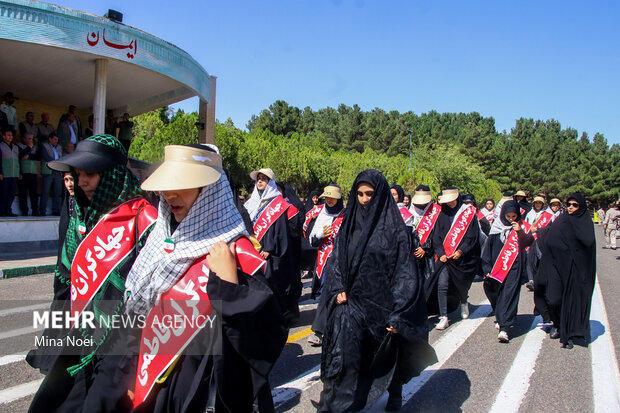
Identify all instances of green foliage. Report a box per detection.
[131,102,619,206]
[129,109,199,163]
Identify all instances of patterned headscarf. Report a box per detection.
[125,173,247,314]
[61,134,143,270]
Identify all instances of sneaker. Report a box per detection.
[436,316,449,330]
[460,303,469,319]
[498,331,509,343]
[494,322,500,330]
[307,333,323,346]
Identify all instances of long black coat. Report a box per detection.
[425,208,481,315]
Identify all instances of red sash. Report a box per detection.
[485,209,495,223]
[315,213,344,279]
[476,210,485,221]
[520,207,526,215]
[489,221,531,283]
[443,206,476,256]
[303,205,324,237]
[253,196,294,242]
[415,203,441,245]
[133,237,265,407]
[531,211,553,240]
[70,198,157,320]
[399,207,413,223]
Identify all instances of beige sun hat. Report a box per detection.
[141,145,222,191]
[438,188,459,204]
[319,185,342,199]
[249,168,276,181]
[411,189,432,205]
[533,196,545,204]
[549,198,562,205]
[515,190,527,197]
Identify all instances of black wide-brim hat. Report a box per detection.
[48,138,127,172]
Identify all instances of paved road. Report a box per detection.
[1,226,618,412]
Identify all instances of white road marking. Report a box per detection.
[0,379,43,404]
[0,354,26,367]
[591,279,620,413]
[0,327,44,341]
[0,303,48,318]
[364,300,493,412]
[272,364,322,408]
[488,315,545,413]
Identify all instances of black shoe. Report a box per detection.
[385,395,402,411]
[525,281,534,292]
[562,339,574,349]
[549,327,560,339]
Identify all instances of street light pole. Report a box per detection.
[408,129,414,169]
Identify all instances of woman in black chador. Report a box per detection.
[482,200,534,343]
[538,193,596,349]
[318,169,436,412]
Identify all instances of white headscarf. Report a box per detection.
[410,202,431,229]
[243,177,280,221]
[126,173,247,315]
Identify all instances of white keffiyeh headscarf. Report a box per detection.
[243,177,280,221]
[126,173,247,314]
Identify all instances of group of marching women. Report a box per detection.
[24,134,596,413]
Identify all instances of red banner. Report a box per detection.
[303,205,324,238]
[415,203,441,245]
[531,211,553,240]
[443,206,476,256]
[489,221,531,283]
[133,237,265,407]
[253,196,293,242]
[70,198,157,320]
[315,213,344,279]
[400,207,413,224]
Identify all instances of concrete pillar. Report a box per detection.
[204,76,217,144]
[93,59,108,135]
[198,98,207,144]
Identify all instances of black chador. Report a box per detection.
[319,170,436,412]
[538,193,596,348]
[482,201,534,338]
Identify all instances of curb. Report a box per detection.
[1,264,56,279]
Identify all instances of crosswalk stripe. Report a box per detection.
[272,364,322,408]
[0,327,44,340]
[488,315,545,412]
[0,354,26,367]
[364,300,493,412]
[0,379,43,404]
[590,279,620,413]
[0,303,49,318]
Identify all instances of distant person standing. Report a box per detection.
[19,112,38,141]
[38,133,63,216]
[36,113,55,143]
[17,133,39,216]
[104,109,116,135]
[117,112,134,152]
[57,113,78,151]
[0,129,20,216]
[84,114,94,138]
[604,203,619,250]
[597,205,605,226]
[67,105,82,140]
[1,92,17,133]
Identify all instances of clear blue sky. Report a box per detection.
[49,0,620,144]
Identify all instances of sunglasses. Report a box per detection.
[567,202,579,208]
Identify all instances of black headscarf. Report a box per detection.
[390,184,405,204]
[499,200,522,226]
[440,187,463,217]
[324,196,344,215]
[277,181,305,212]
[337,170,396,279]
[461,193,476,206]
[305,190,322,210]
